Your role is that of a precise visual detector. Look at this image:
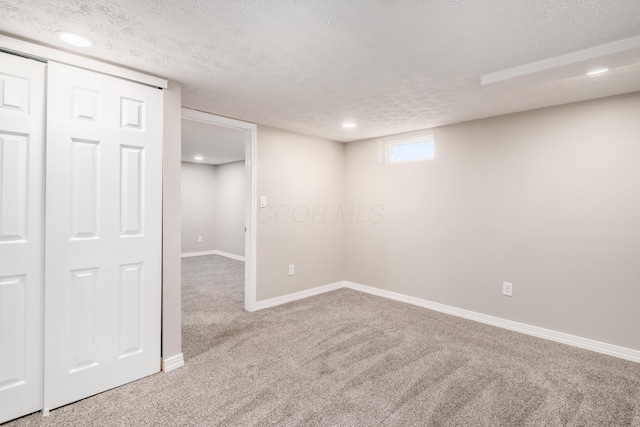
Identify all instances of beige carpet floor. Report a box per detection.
[6,255,640,426]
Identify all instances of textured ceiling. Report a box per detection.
[1,0,640,142]
[182,119,246,166]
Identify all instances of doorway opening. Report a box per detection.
[180,108,257,312]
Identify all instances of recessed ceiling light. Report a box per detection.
[194,155,203,161]
[342,123,356,128]
[56,31,93,48]
[587,68,609,76]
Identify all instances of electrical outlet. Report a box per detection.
[288,264,295,276]
[197,235,203,243]
[503,282,513,297]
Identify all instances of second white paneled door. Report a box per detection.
[0,51,46,425]
[44,62,163,412]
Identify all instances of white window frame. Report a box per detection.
[384,135,434,165]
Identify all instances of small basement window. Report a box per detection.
[385,135,434,164]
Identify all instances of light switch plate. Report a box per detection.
[503,282,513,297]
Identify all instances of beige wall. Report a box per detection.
[181,162,217,254]
[215,161,246,257]
[256,125,345,301]
[180,160,245,256]
[162,81,182,361]
[169,91,640,358]
[345,92,640,350]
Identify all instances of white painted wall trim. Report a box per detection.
[251,280,640,364]
[254,282,344,311]
[162,353,184,372]
[343,281,640,364]
[181,250,217,258]
[213,250,245,262]
[245,120,258,312]
[181,250,245,262]
[0,34,167,88]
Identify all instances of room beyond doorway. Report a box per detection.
[180,108,257,311]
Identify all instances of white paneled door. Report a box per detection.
[44,62,162,412]
[0,52,46,424]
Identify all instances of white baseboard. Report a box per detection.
[181,250,217,258]
[343,281,640,364]
[251,279,640,364]
[162,353,184,372]
[213,250,245,262]
[254,281,344,311]
[181,250,245,261]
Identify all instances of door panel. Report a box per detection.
[44,62,162,411]
[0,132,29,241]
[0,52,46,424]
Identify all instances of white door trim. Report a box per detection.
[181,108,258,312]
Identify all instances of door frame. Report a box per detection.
[180,108,258,311]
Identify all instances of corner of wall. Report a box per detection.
[162,81,182,360]
[255,125,346,301]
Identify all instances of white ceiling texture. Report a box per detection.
[1,1,640,142]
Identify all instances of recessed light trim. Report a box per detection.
[342,123,356,128]
[56,31,93,48]
[587,68,609,76]
[194,155,203,161]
